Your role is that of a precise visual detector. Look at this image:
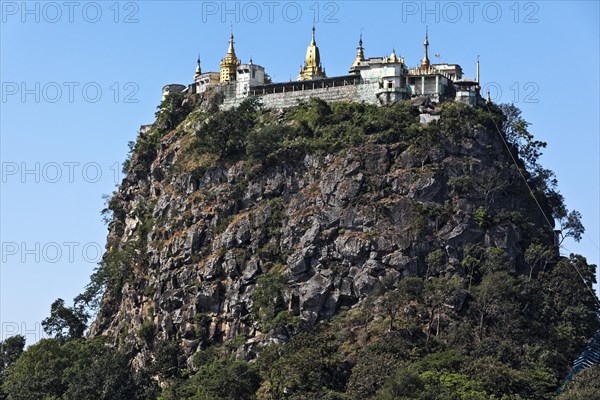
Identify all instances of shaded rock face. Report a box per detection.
[90,120,550,368]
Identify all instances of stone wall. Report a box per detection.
[221,81,385,109]
[209,78,481,110]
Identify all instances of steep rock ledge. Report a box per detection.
[89,103,552,369]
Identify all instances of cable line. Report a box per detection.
[484,104,600,310]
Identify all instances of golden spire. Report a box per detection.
[486,88,492,104]
[357,33,364,57]
[194,55,201,81]
[421,27,430,70]
[219,30,240,83]
[298,24,326,81]
[389,48,398,63]
[227,30,236,58]
[349,33,365,74]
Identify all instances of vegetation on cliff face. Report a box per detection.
[1,95,598,399]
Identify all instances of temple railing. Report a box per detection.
[249,75,370,96]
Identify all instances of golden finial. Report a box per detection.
[220,29,240,83]
[421,26,430,70]
[390,48,398,63]
[349,33,365,74]
[299,24,326,80]
[486,88,492,104]
[358,33,364,57]
[227,30,236,56]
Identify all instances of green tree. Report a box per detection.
[377,352,491,400]
[424,276,462,347]
[152,339,181,379]
[376,367,424,400]
[461,244,484,289]
[75,245,136,313]
[62,339,137,400]
[482,247,512,274]
[347,350,403,400]
[347,332,418,400]
[558,210,585,244]
[524,243,555,279]
[160,356,260,400]
[155,92,194,133]
[138,320,156,346]
[499,103,547,172]
[425,249,446,279]
[471,272,518,342]
[2,338,72,398]
[2,338,142,400]
[195,97,261,159]
[42,298,88,341]
[0,335,25,400]
[539,254,600,371]
[474,206,492,230]
[378,277,423,332]
[0,335,25,371]
[475,167,508,208]
[261,333,347,399]
[559,365,600,399]
[251,269,288,331]
[497,104,572,229]
[246,124,288,162]
[420,370,489,400]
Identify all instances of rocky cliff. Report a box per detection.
[88,97,554,370]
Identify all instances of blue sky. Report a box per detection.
[1,1,599,344]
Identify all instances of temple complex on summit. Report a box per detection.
[161,26,489,109]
